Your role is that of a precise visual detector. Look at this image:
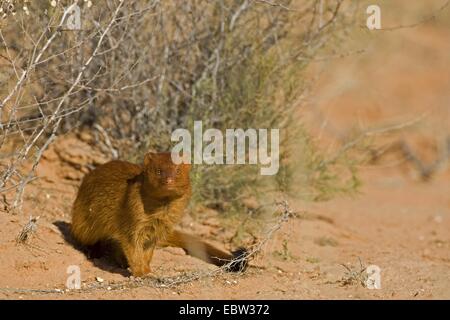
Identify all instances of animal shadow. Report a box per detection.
[53,220,130,277]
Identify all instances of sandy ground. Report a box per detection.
[0,4,449,299]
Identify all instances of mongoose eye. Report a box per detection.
[175,168,180,175]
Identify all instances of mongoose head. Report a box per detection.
[143,152,191,198]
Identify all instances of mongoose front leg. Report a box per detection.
[121,240,154,277]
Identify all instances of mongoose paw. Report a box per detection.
[225,247,249,273]
[129,266,151,277]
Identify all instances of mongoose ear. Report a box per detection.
[182,162,192,171]
[144,153,156,167]
[170,152,191,165]
[180,152,191,165]
[181,153,192,171]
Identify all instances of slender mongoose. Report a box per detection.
[71,152,247,276]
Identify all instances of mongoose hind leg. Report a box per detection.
[84,241,104,259]
[107,240,128,269]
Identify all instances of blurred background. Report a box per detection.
[0,0,448,299]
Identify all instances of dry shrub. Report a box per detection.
[0,0,359,216]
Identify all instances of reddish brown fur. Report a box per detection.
[71,152,242,276]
